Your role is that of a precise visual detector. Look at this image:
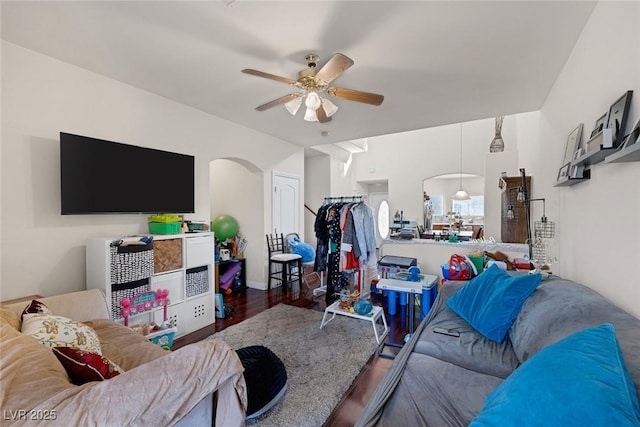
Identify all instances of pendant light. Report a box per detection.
[453,124,471,200]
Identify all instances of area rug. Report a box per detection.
[204,304,381,427]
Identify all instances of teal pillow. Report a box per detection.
[446,264,540,342]
[471,323,640,426]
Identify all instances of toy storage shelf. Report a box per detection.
[217,258,246,294]
[86,232,215,338]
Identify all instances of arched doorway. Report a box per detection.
[210,158,264,289]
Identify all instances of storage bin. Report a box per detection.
[148,214,182,223]
[148,221,182,235]
[109,243,153,285]
[186,266,210,298]
[111,278,150,320]
[153,239,183,273]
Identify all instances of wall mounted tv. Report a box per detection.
[60,132,195,215]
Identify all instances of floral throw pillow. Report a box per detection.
[21,314,102,355]
[53,346,123,385]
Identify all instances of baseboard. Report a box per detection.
[247,280,267,291]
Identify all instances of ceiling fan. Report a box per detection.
[241,53,384,123]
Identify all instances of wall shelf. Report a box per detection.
[554,168,591,187]
[605,141,640,163]
[572,129,618,167]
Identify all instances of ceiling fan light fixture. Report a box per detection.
[321,97,338,117]
[284,96,302,116]
[304,107,318,122]
[305,92,321,110]
[243,53,384,123]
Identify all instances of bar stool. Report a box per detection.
[266,233,302,293]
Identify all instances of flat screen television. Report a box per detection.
[60,132,195,215]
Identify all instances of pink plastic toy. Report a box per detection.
[120,289,170,327]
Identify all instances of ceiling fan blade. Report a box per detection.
[314,53,354,85]
[255,93,301,111]
[327,86,384,106]
[316,105,331,123]
[242,69,297,85]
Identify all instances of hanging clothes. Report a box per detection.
[351,202,376,266]
[340,204,360,271]
[313,196,374,305]
[313,204,331,273]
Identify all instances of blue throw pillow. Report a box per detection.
[471,323,640,426]
[446,264,541,342]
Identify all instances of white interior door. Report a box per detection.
[273,172,300,236]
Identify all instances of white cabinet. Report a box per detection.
[86,232,215,338]
[185,235,213,269]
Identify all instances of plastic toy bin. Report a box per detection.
[378,256,418,315]
[148,222,181,235]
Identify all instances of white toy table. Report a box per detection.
[320,301,389,345]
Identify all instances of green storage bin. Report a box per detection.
[148,214,182,223]
[148,222,181,235]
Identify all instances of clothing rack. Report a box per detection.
[313,194,368,298]
[322,195,365,205]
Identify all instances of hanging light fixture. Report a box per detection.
[453,124,471,200]
[284,96,303,116]
[321,97,338,117]
[489,116,505,152]
[506,205,515,220]
[283,91,339,122]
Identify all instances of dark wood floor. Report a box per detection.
[173,271,418,426]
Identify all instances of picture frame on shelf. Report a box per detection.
[618,134,631,151]
[570,164,585,179]
[620,117,640,150]
[573,148,584,161]
[605,90,633,148]
[590,113,607,139]
[557,163,571,181]
[563,124,583,164]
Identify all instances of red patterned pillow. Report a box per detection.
[21,300,52,318]
[52,347,123,385]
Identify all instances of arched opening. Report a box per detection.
[422,173,485,236]
[210,158,264,289]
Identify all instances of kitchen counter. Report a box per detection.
[380,238,529,279]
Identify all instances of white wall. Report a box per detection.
[247,3,635,320]
[341,3,640,318]
[529,1,640,317]
[209,158,264,287]
[1,41,303,300]
[352,116,520,239]
[304,154,331,247]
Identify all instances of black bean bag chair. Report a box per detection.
[236,345,287,420]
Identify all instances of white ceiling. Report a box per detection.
[1,1,596,147]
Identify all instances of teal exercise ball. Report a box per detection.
[212,215,239,241]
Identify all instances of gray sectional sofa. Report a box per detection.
[356,274,640,426]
